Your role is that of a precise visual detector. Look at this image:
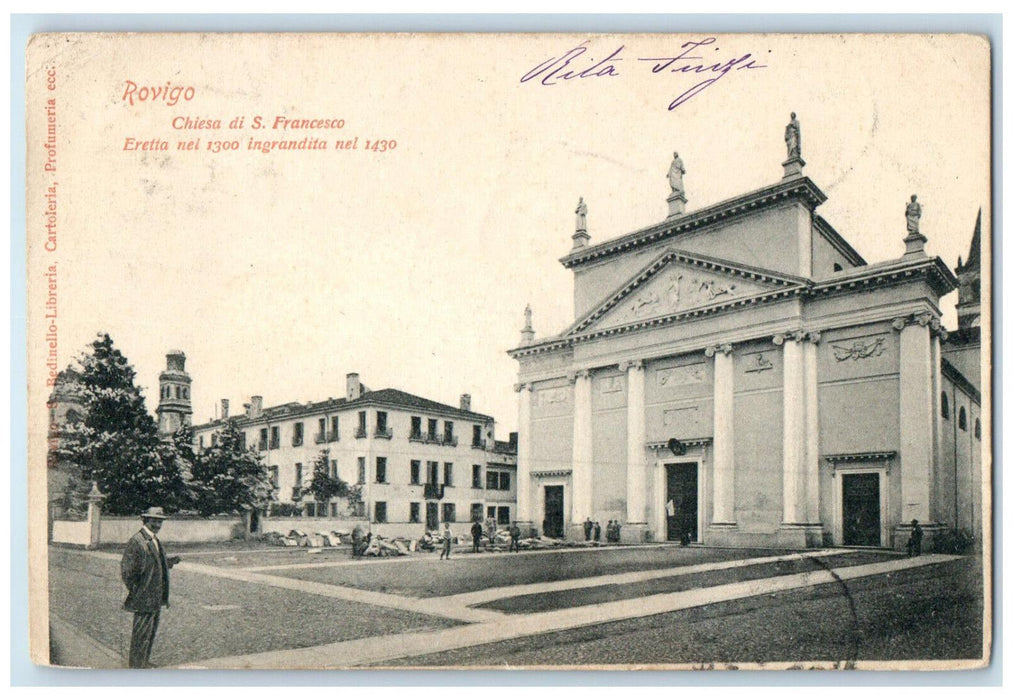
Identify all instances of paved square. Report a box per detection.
[47,543,982,669]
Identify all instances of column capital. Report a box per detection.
[618,359,645,372]
[806,330,821,345]
[567,369,591,383]
[513,382,533,393]
[704,343,733,358]
[891,316,909,332]
[772,330,805,345]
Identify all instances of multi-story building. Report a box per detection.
[191,373,517,537]
[509,116,985,551]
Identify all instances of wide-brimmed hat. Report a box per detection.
[140,507,168,520]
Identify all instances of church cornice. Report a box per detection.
[508,254,958,360]
[559,177,828,270]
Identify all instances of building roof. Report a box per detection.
[193,387,494,431]
[942,357,982,405]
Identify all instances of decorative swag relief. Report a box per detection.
[536,387,570,406]
[832,336,887,362]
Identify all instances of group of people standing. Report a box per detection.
[582,518,622,543]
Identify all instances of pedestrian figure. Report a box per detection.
[509,522,521,553]
[907,519,923,556]
[471,519,483,554]
[614,521,622,543]
[584,517,593,541]
[593,521,601,542]
[351,523,364,558]
[120,507,180,669]
[680,531,692,547]
[440,523,453,560]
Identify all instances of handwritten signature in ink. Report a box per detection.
[520,38,767,110]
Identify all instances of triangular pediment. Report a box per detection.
[566,249,808,336]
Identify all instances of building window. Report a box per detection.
[357,457,366,485]
[269,426,280,449]
[499,472,511,491]
[442,503,456,523]
[295,463,303,487]
[376,457,387,483]
[269,466,279,488]
[941,391,950,419]
[833,262,844,272]
[374,502,387,523]
[427,461,439,485]
[472,464,482,488]
[330,502,338,517]
[974,418,981,440]
[428,418,438,440]
[356,411,367,438]
[410,460,421,485]
[329,416,339,442]
[443,462,454,487]
[410,416,422,440]
[238,432,246,450]
[316,418,326,444]
[444,421,455,445]
[472,425,483,448]
[259,428,268,451]
[410,502,421,523]
[292,422,304,447]
[959,406,967,431]
[487,506,496,519]
[497,506,510,525]
[175,386,181,399]
[375,411,391,439]
[199,435,204,450]
[211,433,218,447]
[470,503,483,523]
[486,471,499,490]
[330,459,338,479]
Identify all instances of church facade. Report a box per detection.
[509,118,984,551]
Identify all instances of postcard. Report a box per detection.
[26,32,991,670]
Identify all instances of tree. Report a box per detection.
[308,449,348,508]
[190,419,273,516]
[55,333,192,515]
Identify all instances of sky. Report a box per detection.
[26,33,990,436]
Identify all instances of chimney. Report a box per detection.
[221,399,229,420]
[250,395,263,418]
[346,373,361,401]
[243,403,251,418]
[460,394,472,412]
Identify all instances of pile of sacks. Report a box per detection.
[360,534,415,557]
[263,529,351,548]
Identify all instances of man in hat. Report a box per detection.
[120,506,181,668]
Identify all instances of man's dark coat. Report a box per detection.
[121,529,170,613]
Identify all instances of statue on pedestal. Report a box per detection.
[668,152,686,197]
[575,197,587,233]
[785,112,801,160]
[906,195,922,234]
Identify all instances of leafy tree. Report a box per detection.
[307,449,349,508]
[55,333,192,515]
[190,419,273,516]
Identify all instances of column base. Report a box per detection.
[776,523,825,549]
[703,522,739,547]
[620,522,649,544]
[892,521,946,553]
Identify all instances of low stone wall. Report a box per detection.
[51,519,91,547]
[99,515,245,544]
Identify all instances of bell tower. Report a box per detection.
[156,350,193,436]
